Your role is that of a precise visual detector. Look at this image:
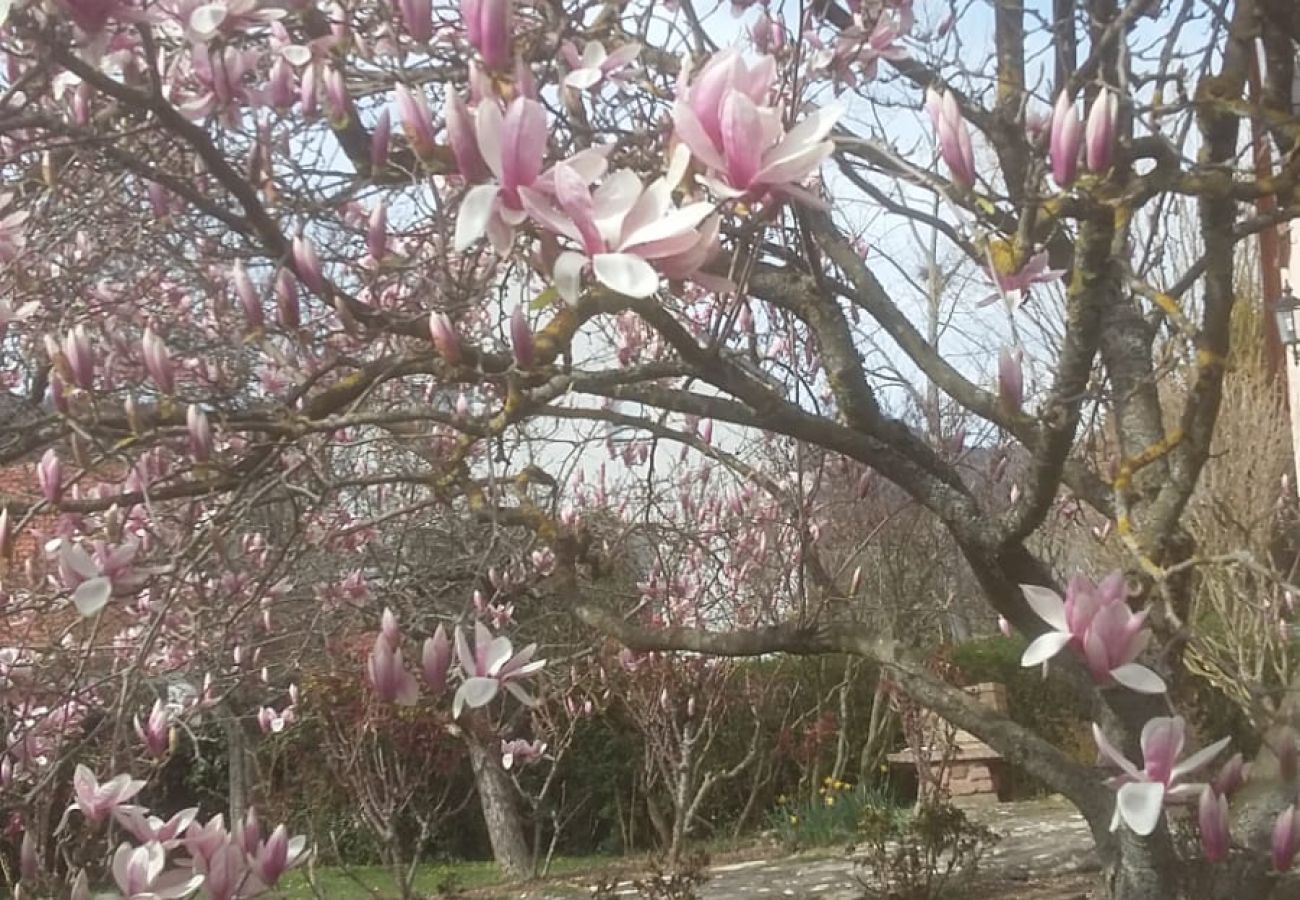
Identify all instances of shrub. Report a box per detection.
[946,636,1093,796]
[854,799,1000,900]
[768,778,901,851]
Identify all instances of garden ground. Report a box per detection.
[273,797,1096,899]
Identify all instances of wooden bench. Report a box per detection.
[886,682,1009,801]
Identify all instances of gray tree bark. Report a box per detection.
[466,735,533,879]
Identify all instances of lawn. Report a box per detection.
[268,856,618,899]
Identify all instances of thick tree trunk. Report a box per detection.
[467,737,532,879]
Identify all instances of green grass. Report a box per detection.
[268,855,619,899]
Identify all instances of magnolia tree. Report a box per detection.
[0,0,1299,897]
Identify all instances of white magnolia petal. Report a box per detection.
[459,676,500,710]
[1109,663,1167,695]
[620,202,714,251]
[188,3,228,39]
[593,253,659,298]
[564,69,603,91]
[280,45,314,67]
[1116,782,1166,836]
[483,636,514,676]
[474,102,505,180]
[554,252,586,304]
[1172,736,1233,782]
[454,185,499,252]
[1020,631,1071,667]
[1092,723,1143,779]
[1020,584,1069,631]
[0,0,13,26]
[73,578,112,617]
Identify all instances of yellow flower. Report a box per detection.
[825,796,837,807]
[777,795,788,805]
[789,815,799,824]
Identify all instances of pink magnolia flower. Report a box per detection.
[1198,785,1230,863]
[1275,805,1298,871]
[454,96,611,253]
[187,405,213,462]
[981,250,1065,307]
[924,88,976,190]
[460,0,511,70]
[428,312,462,364]
[141,327,175,395]
[183,814,229,868]
[998,347,1023,412]
[57,540,144,617]
[108,841,204,900]
[1020,572,1166,693]
[194,843,252,900]
[396,0,432,42]
[422,624,452,694]
[452,622,545,718]
[519,151,716,301]
[367,633,419,705]
[501,738,547,770]
[1049,91,1082,187]
[509,306,535,369]
[69,765,146,825]
[1093,716,1230,836]
[116,806,199,849]
[673,54,841,203]
[1085,88,1118,173]
[252,824,308,886]
[562,40,641,91]
[392,84,439,161]
[134,700,171,758]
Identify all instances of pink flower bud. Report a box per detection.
[134,699,170,758]
[299,62,318,118]
[370,109,391,173]
[267,56,296,109]
[422,625,451,694]
[232,261,263,329]
[187,404,213,463]
[63,325,94,390]
[141,326,175,395]
[255,825,294,886]
[998,346,1023,412]
[275,269,301,329]
[925,88,976,191]
[398,0,432,42]
[72,83,91,125]
[1198,785,1229,863]
[510,306,535,369]
[367,201,387,262]
[445,91,489,182]
[292,236,325,295]
[50,374,68,414]
[71,870,90,900]
[462,0,512,70]
[998,615,1012,638]
[380,607,400,648]
[1049,91,1082,188]
[1275,805,1298,871]
[1212,752,1247,797]
[238,808,261,855]
[1085,89,1118,173]
[148,181,170,219]
[429,312,461,364]
[38,449,62,504]
[367,633,419,704]
[19,831,37,882]
[393,84,438,161]
[323,67,349,128]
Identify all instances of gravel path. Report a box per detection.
[525,797,1096,900]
